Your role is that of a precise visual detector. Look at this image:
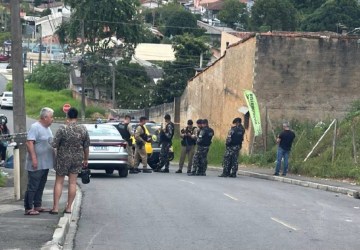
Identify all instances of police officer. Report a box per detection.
[176,119,198,174]
[134,116,152,173]
[190,119,214,176]
[117,115,138,174]
[219,117,245,178]
[154,114,174,173]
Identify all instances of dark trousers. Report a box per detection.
[24,169,49,210]
[157,142,171,170]
[0,143,7,161]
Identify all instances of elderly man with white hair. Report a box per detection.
[274,122,296,177]
[24,107,55,215]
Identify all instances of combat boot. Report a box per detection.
[229,173,237,178]
[188,171,196,176]
[218,173,229,177]
[160,168,169,173]
[175,169,182,173]
[142,168,152,173]
[129,168,139,174]
[153,168,161,172]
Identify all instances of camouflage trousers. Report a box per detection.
[126,144,134,169]
[157,141,171,170]
[192,146,210,174]
[222,145,241,175]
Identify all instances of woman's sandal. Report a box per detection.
[49,210,59,215]
[24,210,40,216]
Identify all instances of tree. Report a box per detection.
[291,0,326,14]
[218,0,249,29]
[152,34,211,104]
[28,63,70,91]
[163,10,202,37]
[300,0,360,33]
[62,0,142,58]
[251,0,298,31]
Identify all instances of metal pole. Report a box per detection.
[331,120,337,164]
[81,20,86,121]
[11,0,27,199]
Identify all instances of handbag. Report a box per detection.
[81,168,91,184]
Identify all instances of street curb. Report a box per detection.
[41,185,82,250]
[206,166,360,199]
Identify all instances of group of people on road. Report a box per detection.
[24,107,90,216]
[22,106,296,216]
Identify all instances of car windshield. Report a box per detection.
[4,93,12,97]
[86,125,120,137]
[146,123,161,135]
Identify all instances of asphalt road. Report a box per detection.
[74,167,360,250]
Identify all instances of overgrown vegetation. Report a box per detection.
[7,82,105,118]
[171,101,360,182]
[0,171,6,187]
[27,63,70,91]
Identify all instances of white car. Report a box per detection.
[0,92,13,109]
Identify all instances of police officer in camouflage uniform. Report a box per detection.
[134,116,152,173]
[154,114,174,173]
[219,118,245,178]
[117,115,138,174]
[189,119,214,176]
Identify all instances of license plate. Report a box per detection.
[93,146,109,151]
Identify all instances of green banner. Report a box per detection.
[244,90,262,136]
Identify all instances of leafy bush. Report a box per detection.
[27,63,70,91]
[0,171,6,187]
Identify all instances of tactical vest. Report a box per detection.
[230,126,244,146]
[136,125,148,142]
[160,122,174,143]
[198,127,214,147]
[118,123,131,142]
[181,127,196,146]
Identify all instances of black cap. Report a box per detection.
[187,119,193,125]
[203,119,209,125]
[196,119,203,124]
[139,116,148,122]
[232,117,242,124]
[164,114,171,120]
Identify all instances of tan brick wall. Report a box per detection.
[253,35,360,124]
[180,36,257,154]
[220,32,242,56]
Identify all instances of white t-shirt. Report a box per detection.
[25,121,54,171]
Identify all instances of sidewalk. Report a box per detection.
[208,164,360,199]
[0,167,74,250]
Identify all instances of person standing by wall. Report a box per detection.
[219,118,245,178]
[154,114,174,173]
[134,116,152,173]
[24,107,55,215]
[274,122,296,176]
[176,119,197,174]
[189,119,203,176]
[50,107,90,214]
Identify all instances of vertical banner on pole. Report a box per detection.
[244,90,262,136]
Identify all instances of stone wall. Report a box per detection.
[253,34,360,124]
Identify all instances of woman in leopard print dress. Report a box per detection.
[50,107,90,214]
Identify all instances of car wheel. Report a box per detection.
[105,169,114,175]
[148,162,158,169]
[168,153,174,162]
[118,167,128,178]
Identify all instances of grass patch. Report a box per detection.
[0,171,6,187]
[8,82,106,119]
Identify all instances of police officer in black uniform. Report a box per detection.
[154,114,174,173]
[190,119,214,176]
[219,117,245,178]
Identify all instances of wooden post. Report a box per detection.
[264,106,268,152]
[352,122,357,164]
[304,119,336,162]
[331,119,337,164]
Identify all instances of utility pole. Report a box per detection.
[111,64,116,109]
[38,25,42,65]
[11,0,27,199]
[80,20,86,121]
